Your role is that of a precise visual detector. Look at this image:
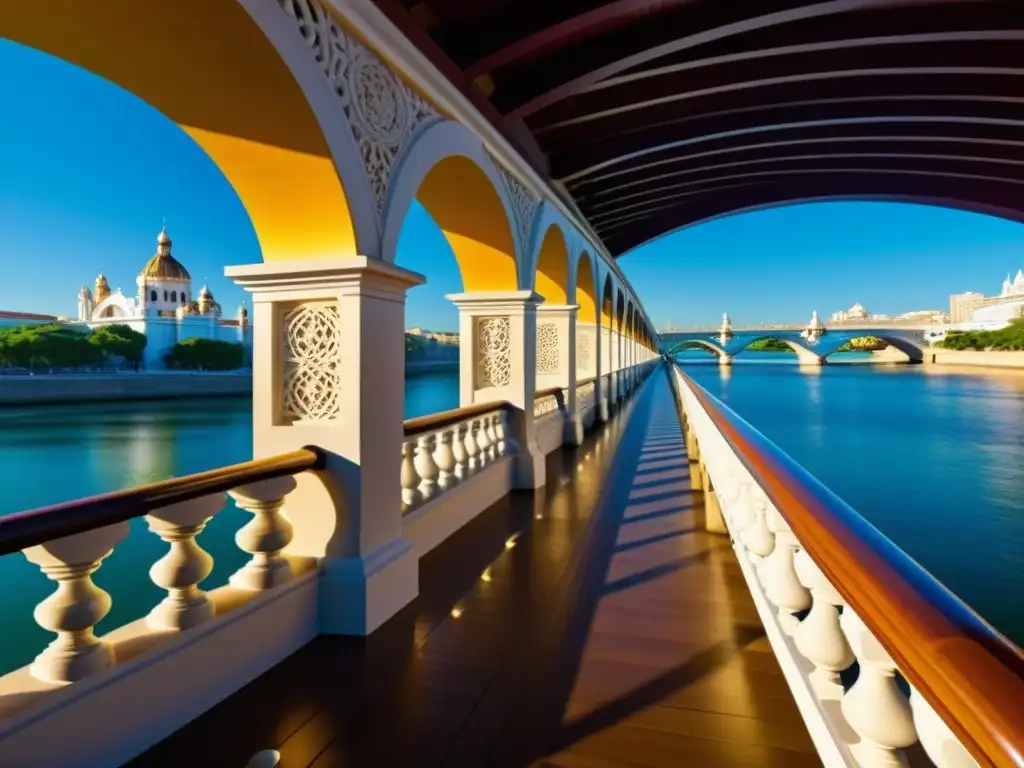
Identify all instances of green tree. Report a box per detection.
[746,337,794,352]
[164,338,245,371]
[834,336,888,352]
[939,318,1024,351]
[0,323,103,370]
[89,324,147,364]
[405,333,426,359]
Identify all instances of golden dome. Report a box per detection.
[139,226,191,281]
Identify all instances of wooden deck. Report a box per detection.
[129,372,819,767]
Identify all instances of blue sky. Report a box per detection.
[3,39,1024,332]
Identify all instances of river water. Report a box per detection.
[0,358,1020,673]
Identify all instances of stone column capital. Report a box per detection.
[445,290,544,314]
[536,303,580,315]
[226,257,425,302]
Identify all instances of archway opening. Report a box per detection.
[576,252,598,325]
[395,153,520,417]
[825,335,916,364]
[534,224,570,305]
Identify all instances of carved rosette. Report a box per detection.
[476,317,512,389]
[277,0,439,213]
[281,302,342,422]
[537,323,560,373]
[492,160,539,256]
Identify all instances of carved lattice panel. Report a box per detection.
[476,317,512,389]
[537,323,560,373]
[577,332,592,372]
[281,302,342,422]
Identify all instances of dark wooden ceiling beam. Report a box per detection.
[530,39,1024,131]
[599,175,1024,254]
[463,0,699,80]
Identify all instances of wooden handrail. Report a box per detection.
[534,386,564,401]
[403,400,512,438]
[674,367,1024,767]
[576,376,597,387]
[0,448,327,557]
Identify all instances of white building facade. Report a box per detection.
[75,227,252,369]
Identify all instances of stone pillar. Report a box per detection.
[226,257,424,636]
[537,304,584,446]
[599,325,612,421]
[447,291,546,489]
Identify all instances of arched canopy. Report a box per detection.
[0,0,376,262]
[378,2,1024,256]
[383,121,520,292]
[533,223,570,304]
[601,274,615,328]
[575,251,598,324]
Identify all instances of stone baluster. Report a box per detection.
[434,429,457,491]
[727,481,757,534]
[759,506,811,633]
[793,548,854,694]
[464,419,481,472]
[474,418,492,466]
[494,411,508,456]
[452,422,470,480]
[400,440,421,509]
[146,493,226,630]
[840,609,919,767]
[485,414,500,460]
[414,433,440,501]
[741,494,775,566]
[23,521,130,683]
[909,686,979,768]
[228,476,296,590]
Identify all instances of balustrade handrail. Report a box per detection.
[674,366,1024,768]
[576,376,597,387]
[403,400,512,438]
[534,386,564,401]
[0,448,326,557]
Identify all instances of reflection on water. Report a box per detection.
[684,362,1024,644]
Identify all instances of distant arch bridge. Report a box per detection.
[659,328,930,364]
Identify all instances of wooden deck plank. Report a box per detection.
[127,372,818,767]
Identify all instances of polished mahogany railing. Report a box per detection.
[673,365,1024,768]
[0,447,326,556]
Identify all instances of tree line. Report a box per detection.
[0,323,246,372]
[938,317,1024,351]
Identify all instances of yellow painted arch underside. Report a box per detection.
[535,224,569,305]
[576,253,598,324]
[417,156,518,292]
[1,0,357,261]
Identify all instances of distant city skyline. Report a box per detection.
[4,39,1024,333]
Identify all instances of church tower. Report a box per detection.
[95,269,111,305]
[78,285,94,322]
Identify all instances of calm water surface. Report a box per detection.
[0,361,1020,672]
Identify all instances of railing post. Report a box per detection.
[227,258,425,635]
[447,291,547,489]
[598,323,612,421]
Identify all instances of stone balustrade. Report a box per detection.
[670,364,1024,768]
[401,404,510,514]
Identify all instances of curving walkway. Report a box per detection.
[129,370,817,767]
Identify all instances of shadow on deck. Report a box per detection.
[129,372,819,767]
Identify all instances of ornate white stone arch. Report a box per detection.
[254,0,449,258]
[380,119,522,269]
[525,202,575,294]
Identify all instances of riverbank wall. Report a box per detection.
[0,373,252,406]
[924,349,1024,369]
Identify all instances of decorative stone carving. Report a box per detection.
[476,317,512,388]
[537,323,560,373]
[534,394,560,417]
[277,0,439,212]
[492,160,539,254]
[577,332,591,372]
[282,302,342,422]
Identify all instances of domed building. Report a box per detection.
[75,226,251,369]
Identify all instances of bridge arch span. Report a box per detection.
[669,339,726,358]
[730,335,823,363]
[1,0,386,262]
[382,120,520,292]
[820,333,924,363]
